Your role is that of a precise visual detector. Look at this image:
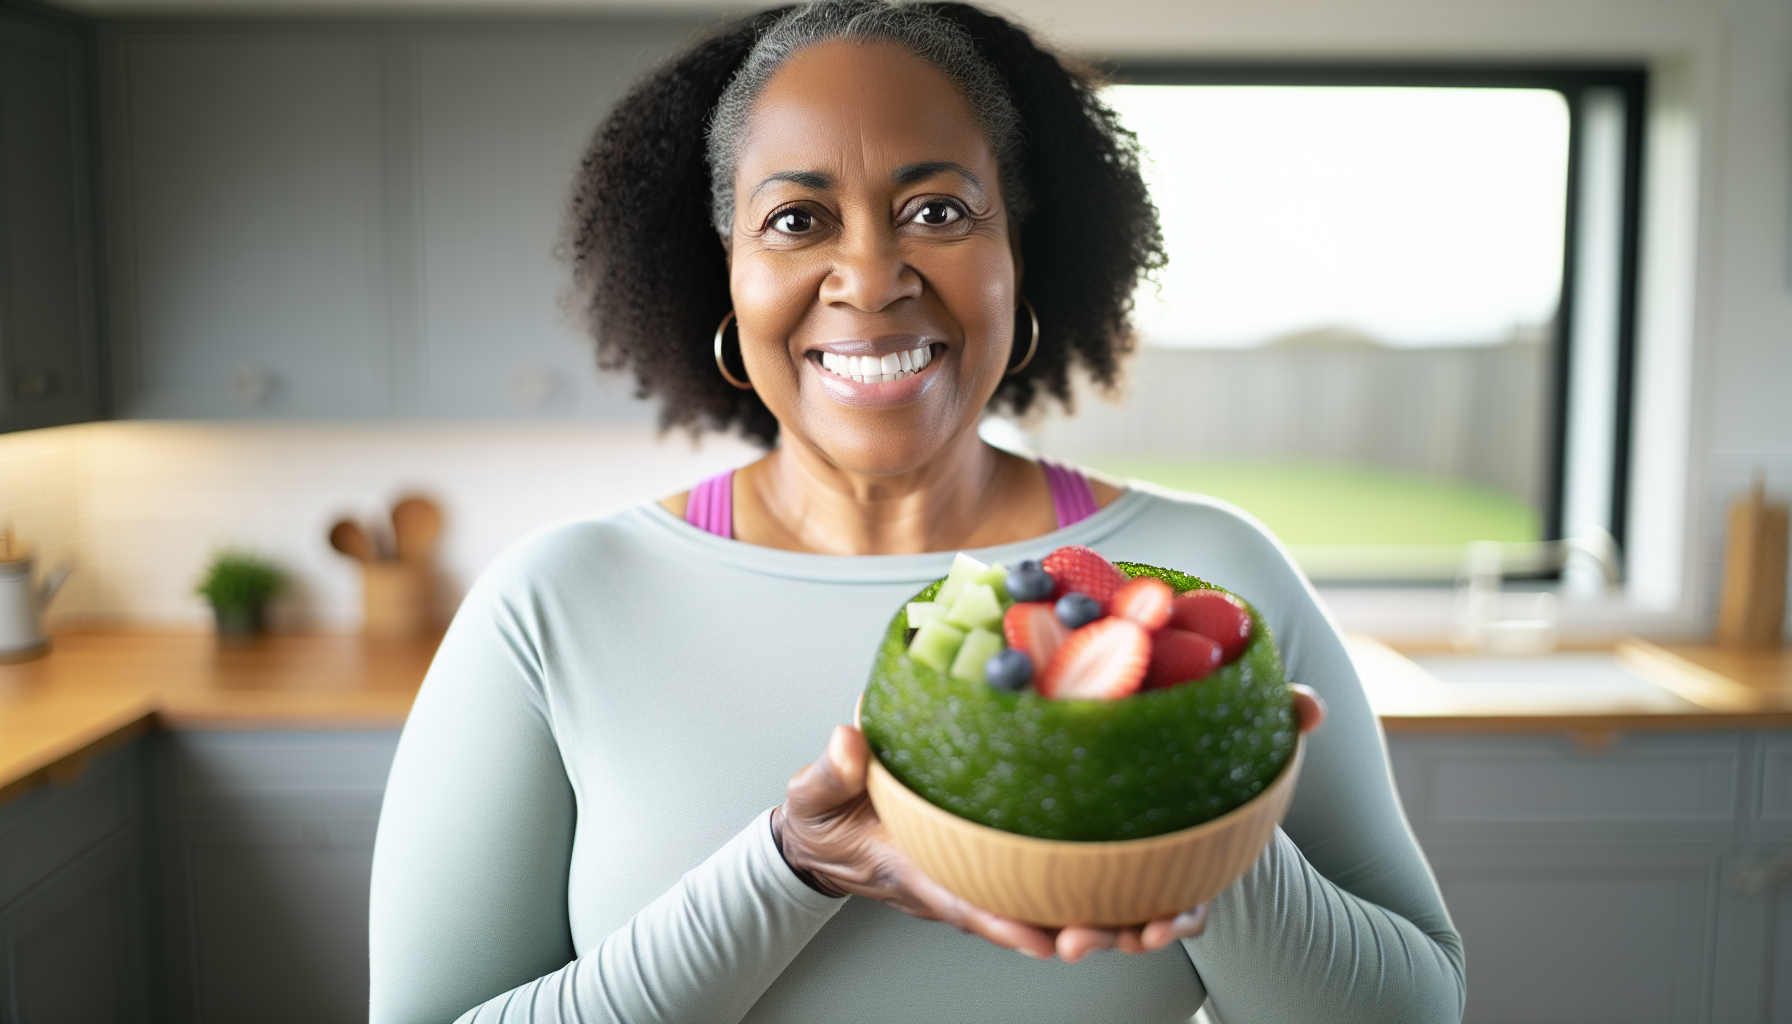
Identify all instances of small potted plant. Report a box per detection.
[196,550,285,639]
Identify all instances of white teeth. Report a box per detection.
[818,345,933,383]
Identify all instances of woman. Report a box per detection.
[369,3,1466,1022]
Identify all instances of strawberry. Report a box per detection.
[1146,627,1224,689]
[1037,618,1149,700]
[1111,576,1173,631]
[1167,590,1254,663]
[1002,601,1068,671]
[1042,545,1127,611]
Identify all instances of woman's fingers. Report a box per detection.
[1056,926,1121,963]
[1057,904,1205,960]
[785,725,870,818]
[1291,683,1326,735]
[1139,904,1208,949]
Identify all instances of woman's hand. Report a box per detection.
[772,724,1061,958]
[771,684,1326,962]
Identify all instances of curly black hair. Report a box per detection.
[566,1,1164,447]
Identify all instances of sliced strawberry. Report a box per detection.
[1037,618,1149,700]
[1111,576,1173,631]
[1167,590,1254,663]
[1003,601,1068,671]
[1042,545,1126,611]
[1145,627,1224,689]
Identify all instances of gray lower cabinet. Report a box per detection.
[0,3,104,433]
[1387,731,1792,1024]
[2,727,1787,1021]
[0,738,157,1022]
[155,729,399,1024]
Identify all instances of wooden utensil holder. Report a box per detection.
[1717,475,1789,649]
[362,562,435,639]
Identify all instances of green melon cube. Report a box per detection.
[909,618,966,673]
[945,582,1004,631]
[949,626,1006,684]
[974,563,1012,603]
[905,601,946,629]
[934,552,988,610]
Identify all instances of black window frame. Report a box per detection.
[1105,62,1649,557]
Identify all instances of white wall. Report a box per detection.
[6,422,756,630]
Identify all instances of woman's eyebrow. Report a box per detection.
[751,169,834,200]
[892,161,985,196]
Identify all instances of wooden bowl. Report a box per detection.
[864,735,1304,928]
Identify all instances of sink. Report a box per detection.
[1406,652,1696,712]
[1346,637,1702,716]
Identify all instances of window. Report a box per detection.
[1027,65,1646,582]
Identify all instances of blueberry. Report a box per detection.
[1056,592,1102,629]
[1005,563,1055,603]
[984,648,1033,691]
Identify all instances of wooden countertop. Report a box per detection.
[2,629,1787,806]
[1351,635,1792,734]
[0,631,436,805]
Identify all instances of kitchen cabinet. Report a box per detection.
[1386,730,1792,1024]
[101,30,392,419]
[154,729,400,1024]
[0,738,157,1021]
[100,22,691,421]
[0,5,104,432]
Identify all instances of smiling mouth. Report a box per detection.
[816,344,936,384]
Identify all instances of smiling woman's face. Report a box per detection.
[727,39,1017,477]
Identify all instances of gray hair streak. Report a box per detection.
[706,0,1027,236]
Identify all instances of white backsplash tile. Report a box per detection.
[0,421,758,631]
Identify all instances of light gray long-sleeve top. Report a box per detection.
[369,486,1466,1024]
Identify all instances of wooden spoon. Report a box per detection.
[329,520,377,563]
[391,498,442,564]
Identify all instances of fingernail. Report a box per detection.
[1173,906,1207,932]
[1017,947,1047,959]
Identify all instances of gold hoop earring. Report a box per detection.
[713,311,754,390]
[1006,297,1039,377]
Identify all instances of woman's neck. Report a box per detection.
[731,429,1058,556]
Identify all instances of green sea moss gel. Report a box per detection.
[861,562,1296,842]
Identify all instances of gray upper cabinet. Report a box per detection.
[101,21,694,421]
[104,30,390,417]
[0,7,103,432]
[409,29,683,418]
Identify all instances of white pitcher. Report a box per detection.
[0,548,71,662]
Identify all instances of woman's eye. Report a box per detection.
[911,201,963,227]
[772,208,815,234]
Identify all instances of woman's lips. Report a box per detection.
[807,343,943,407]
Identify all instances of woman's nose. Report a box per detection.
[819,227,923,312]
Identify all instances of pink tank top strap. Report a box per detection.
[1041,458,1099,529]
[684,470,734,539]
